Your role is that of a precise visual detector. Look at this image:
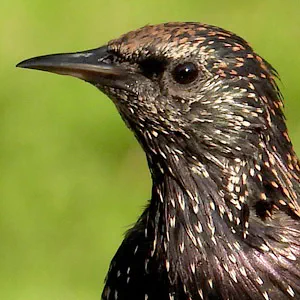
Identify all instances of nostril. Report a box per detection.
[100,54,117,65]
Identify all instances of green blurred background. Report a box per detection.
[1,0,300,299]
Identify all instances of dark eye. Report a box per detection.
[172,62,199,84]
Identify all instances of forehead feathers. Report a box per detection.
[108,22,276,82]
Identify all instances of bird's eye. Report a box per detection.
[172,62,199,84]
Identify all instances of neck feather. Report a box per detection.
[143,132,300,298]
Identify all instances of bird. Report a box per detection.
[17,22,300,300]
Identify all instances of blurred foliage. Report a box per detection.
[1,0,300,299]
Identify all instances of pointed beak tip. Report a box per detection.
[16,60,28,69]
[16,58,40,70]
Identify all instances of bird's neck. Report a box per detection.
[147,143,247,252]
[143,134,300,293]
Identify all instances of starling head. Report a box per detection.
[17,23,284,160]
[17,23,300,300]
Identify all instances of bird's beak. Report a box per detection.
[16,46,125,83]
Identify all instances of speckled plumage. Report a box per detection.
[18,22,300,300]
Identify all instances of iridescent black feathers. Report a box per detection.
[17,22,300,300]
[103,23,300,300]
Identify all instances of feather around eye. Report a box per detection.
[139,58,167,80]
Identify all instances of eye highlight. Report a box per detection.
[172,62,199,84]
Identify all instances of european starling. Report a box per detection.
[17,22,300,300]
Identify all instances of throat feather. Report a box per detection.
[145,140,300,298]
